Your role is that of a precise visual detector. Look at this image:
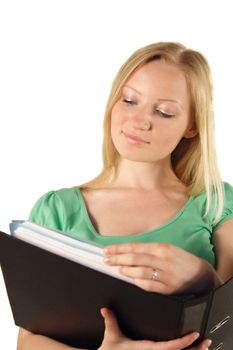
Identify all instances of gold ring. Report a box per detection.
[151,268,158,281]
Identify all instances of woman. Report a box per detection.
[17,42,233,350]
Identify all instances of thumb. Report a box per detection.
[100,307,123,339]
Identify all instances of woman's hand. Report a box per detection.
[98,308,212,350]
[104,242,221,294]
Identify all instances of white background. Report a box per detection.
[0,1,233,348]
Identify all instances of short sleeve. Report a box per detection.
[28,190,64,231]
[212,182,233,229]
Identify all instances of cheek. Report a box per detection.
[160,116,188,134]
[111,107,127,133]
[112,104,123,118]
[152,121,186,146]
[110,112,120,143]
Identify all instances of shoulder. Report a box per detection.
[222,181,233,199]
[29,187,79,213]
[189,181,233,224]
[28,187,80,230]
[212,181,233,229]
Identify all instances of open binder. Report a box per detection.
[0,223,233,350]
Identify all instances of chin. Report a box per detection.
[118,152,155,163]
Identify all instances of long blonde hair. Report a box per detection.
[76,42,224,225]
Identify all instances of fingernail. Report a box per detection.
[193,332,200,340]
[206,339,212,347]
[104,247,112,254]
[103,256,111,264]
[100,308,106,318]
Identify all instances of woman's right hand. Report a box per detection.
[98,308,212,350]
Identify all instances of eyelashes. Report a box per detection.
[123,98,136,105]
[122,98,174,118]
[155,109,174,118]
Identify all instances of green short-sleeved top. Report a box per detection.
[29,182,233,267]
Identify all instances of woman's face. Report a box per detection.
[110,60,197,163]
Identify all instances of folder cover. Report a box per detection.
[0,230,233,350]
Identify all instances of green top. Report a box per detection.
[29,182,233,267]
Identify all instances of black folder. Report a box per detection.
[0,230,232,350]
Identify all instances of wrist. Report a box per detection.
[193,260,223,295]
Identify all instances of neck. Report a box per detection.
[110,157,183,191]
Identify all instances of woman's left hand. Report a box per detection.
[103,242,221,294]
[98,307,212,350]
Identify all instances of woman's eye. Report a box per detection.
[122,98,136,105]
[156,109,174,118]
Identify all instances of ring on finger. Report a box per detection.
[151,268,158,281]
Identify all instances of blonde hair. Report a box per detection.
[76,42,224,225]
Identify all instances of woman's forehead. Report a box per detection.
[123,61,190,108]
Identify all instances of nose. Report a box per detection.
[131,110,151,131]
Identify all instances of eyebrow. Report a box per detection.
[124,85,183,109]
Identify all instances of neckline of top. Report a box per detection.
[75,187,194,238]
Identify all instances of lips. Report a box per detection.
[123,132,149,144]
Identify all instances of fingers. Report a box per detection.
[100,308,209,350]
[118,265,167,292]
[134,332,201,350]
[189,338,212,350]
[103,242,201,294]
[133,278,169,293]
[119,265,161,280]
[104,242,172,255]
[103,242,177,272]
[104,251,160,267]
[151,332,200,350]
[100,308,123,340]
[104,252,174,293]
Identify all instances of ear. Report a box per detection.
[183,124,198,139]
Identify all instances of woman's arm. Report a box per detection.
[17,328,85,350]
[213,218,233,282]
